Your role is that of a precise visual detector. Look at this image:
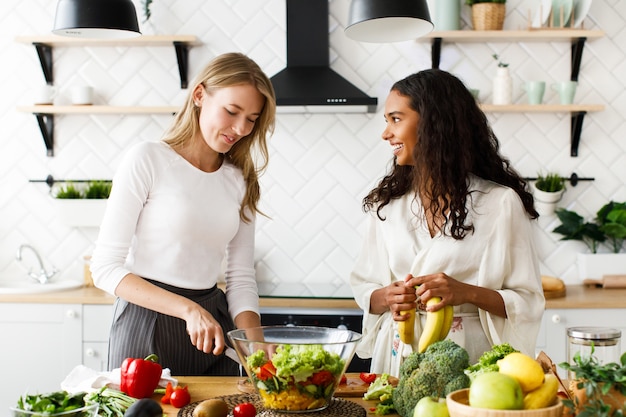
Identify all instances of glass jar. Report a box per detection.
[567,327,621,379]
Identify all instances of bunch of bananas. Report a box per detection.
[397,297,454,353]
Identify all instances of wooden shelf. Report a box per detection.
[421,29,604,157]
[479,104,604,113]
[15,34,199,47]
[15,34,198,88]
[17,105,179,114]
[420,29,604,43]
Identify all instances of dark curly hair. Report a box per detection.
[363,69,538,239]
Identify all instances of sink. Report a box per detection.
[0,279,82,294]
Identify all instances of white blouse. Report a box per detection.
[91,141,259,320]
[350,176,544,374]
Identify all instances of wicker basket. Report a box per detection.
[471,3,506,30]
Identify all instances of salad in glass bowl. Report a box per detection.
[228,326,362,412]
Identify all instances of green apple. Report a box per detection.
[413,396,449,417]
[469,372,523,410]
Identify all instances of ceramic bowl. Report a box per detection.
[446,389,563,417]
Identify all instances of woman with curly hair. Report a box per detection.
[91,52,276,376]
[350,69,544,376]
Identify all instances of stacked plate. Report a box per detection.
[531,0,592,28]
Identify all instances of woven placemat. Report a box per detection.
[178,394,366,417]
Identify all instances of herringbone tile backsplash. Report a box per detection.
[1,0,624,291]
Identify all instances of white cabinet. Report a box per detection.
[0,303,113,416]
[83,304,113,371]
[536,308,626,378]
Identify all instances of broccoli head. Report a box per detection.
[392,340,470,417]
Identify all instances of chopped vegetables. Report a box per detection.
[84,387,137,417]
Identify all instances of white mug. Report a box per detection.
[71,86,94,105]
[34,84,57,105]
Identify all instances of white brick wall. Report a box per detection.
[0,0,624,291]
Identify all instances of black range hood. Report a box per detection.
[271,0,378,113]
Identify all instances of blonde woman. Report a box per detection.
[91,52,276,376]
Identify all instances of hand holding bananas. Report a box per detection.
[395,276,453,352]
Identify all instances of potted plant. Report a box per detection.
[53,181,111,228]
[465,0,506,31]
[532,172,565,216]
[559,349,626,416]
[553,201,626,280]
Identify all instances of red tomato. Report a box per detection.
[339,374,347,384]
[359,372,377,384]
[256,361,276,381]
[233,402,256,417]
[310,370,334,385]
[169,386,191,408]
[161,382,174,404]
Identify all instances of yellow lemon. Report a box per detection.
[497,352,545,392]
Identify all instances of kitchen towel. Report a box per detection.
[61,364,177,394]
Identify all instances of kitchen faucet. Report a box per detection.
[15,244,58,284]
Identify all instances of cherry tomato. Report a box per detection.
[339,374,347,384]
[233,402,256,417]
[169,386,191,408]
[359,372,377,384]
[160,382,174,404]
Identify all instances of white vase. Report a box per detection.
[493,67,512,105]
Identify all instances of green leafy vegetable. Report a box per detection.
[84,387,136,417]
[15,391,87,415]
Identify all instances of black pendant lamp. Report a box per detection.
[345,0,433,43]
[53,0,141,39]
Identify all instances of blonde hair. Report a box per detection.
[163,52,276,222]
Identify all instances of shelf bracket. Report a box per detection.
[431,37,442,69]
[571,37,587,81]
[570,111,586,157]
[34,113,54,157]
[173,41,190,89]
[33,42,53,84]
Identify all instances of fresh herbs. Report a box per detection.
[15,391,88,415]
[54,181,111,199]
[535,172,565,193]
[559,348,626,417]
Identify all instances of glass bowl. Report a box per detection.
[228,325,362,413]
[10,403,99,417]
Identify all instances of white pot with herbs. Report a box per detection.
[532,172,565,216]
[552,201,626,281]
[53,181,111,228]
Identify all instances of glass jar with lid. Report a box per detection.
[567,327,621,379]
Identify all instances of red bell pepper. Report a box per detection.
[120,354,163,399]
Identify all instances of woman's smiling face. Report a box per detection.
[381,89,419,166]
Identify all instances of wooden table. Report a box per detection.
[160,374,390,416]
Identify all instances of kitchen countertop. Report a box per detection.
[1,284,626,309]
[159,374,388,416]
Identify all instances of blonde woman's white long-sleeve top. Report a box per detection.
[91,141,259,320]
[350,176,544,374]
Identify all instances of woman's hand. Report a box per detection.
[370,274,418,320]
[184,306,226,355]
[407,272,460,312]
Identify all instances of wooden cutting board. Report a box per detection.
[543,288,566,299]
[583,274,626,288]
[335,375,399,397]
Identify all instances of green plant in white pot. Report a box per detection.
[553,201,626,281]
[532,172,565,216]
[53,181,111,228]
